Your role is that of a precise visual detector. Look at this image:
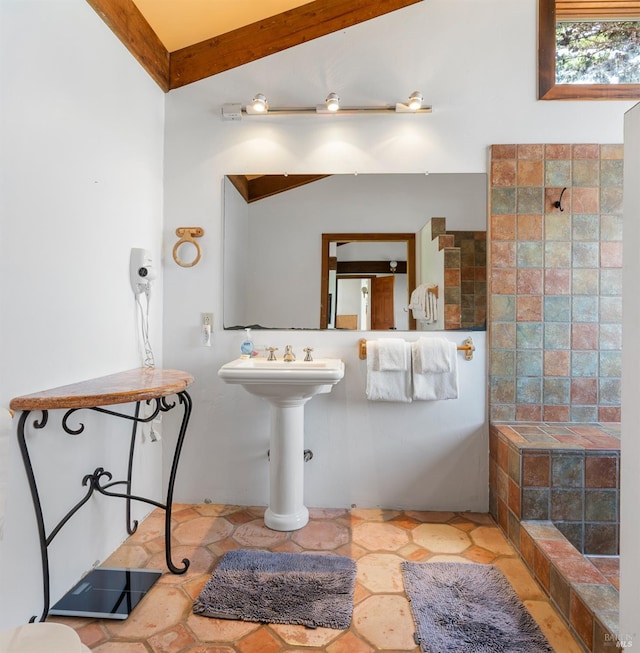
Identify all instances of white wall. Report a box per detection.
[0,0,165,628]
[621,103,640,640]
[162,0,632,511]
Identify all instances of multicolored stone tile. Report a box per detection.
[489,143,622,420]
[49,504,586,653]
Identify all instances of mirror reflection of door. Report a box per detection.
[321,233,415,330]
[335,276,372,330]
[371,275,395,330]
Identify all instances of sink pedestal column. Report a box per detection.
[264,397,309,531]
[217,357,344,532]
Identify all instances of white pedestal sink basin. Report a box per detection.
[218,357,345,531]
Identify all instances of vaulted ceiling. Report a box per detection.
[86,0,424,92]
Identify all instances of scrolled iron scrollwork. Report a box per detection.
[33,411,49,429]
[160,396,176,411]
[63,409,85,435]
[83,467,112,488]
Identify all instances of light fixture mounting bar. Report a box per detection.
[247,106,318,115]
[223,94,433,119]
[236,105,432,117]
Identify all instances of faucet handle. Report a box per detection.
[266,347,278,361]
[303,347,313,362]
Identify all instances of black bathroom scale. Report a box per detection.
[49,567,162,619]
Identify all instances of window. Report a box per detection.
[539,0,640,99]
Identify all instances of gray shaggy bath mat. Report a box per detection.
[193,549,357,629]
[401,562,553,652]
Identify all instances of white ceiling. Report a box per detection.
[131,0,313,51]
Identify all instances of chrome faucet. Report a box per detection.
[283,345,296,362]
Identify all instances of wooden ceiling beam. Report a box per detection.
[168,0,423,89]
[227,174,330,202]
[86,0,170,91]
[227,175,250,203]
[338,260,407,274]
[247,175,330,203]
[556,1,640,19]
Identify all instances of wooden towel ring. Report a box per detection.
[173,227,204,267]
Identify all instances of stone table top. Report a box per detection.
[10,368,194,411]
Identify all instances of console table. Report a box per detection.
[9,368,194,623]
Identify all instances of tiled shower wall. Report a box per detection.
[488,144,623,423]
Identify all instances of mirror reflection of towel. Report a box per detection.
[409,284,437,323]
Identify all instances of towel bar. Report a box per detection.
[358,336,475,361]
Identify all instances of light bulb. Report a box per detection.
[325,92,340,112]
[408,91,423,111]
[252,93,268,112]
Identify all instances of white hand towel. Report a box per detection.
[409,286,426,311]
[377,338,408,371]
[409,284,429,321]
[410,284,438,323]
[427,288,438,322]
[412,341,459,401]
[413,337,452,373]
[366,340,412,402]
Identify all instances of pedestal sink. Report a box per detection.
[218,357,345,531]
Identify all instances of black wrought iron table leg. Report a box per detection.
[125,402,141,535]
[16,410,51,623]
[163,390,192,574]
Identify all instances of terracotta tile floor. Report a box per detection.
[50,504,583,652]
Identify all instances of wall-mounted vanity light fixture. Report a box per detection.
[222,91,432,120]
[389,260,398,273]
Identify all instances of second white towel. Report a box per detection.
[413,337,452,373]
[412,340,459,401]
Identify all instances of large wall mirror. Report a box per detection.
[223,173,487,331]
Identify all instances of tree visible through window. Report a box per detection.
[556,20,640,84]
